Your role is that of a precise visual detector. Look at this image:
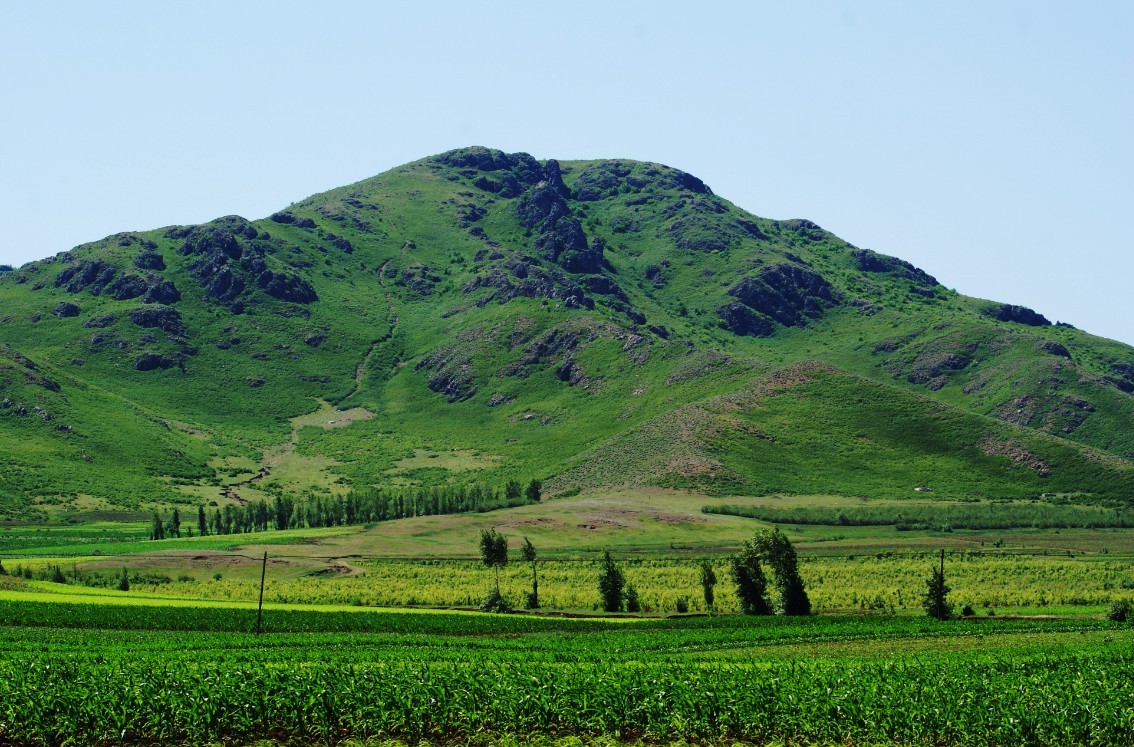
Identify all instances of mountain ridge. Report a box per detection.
[0,146,1131,521]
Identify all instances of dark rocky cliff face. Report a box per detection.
[718,263,838,335]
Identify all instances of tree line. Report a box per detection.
[148,479,542,540]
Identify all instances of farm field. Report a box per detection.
[6,489,1134,614]
[5,490,1134,745]
[7,550,1132,615]
[0,596,1133,746]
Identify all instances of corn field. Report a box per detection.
[1,598,1134,745]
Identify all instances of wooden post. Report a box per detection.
[256,551,267,635]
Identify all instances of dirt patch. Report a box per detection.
[504,516,567,529]
[293,405,374,431]
[978,437,1050,475]
[577,512,633,530]
[188,554,255,568]
[310,564,355,576]
[649,511,705,525]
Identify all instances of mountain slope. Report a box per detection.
[0,146,1131,519]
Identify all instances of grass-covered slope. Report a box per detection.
[551,362,1131,501]
[0,146,1131,516]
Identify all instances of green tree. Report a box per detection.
[923,549,953,620]
[117,567,130,592]
[0,558,6,576]
[478,528,510,612]
[151,512,164,541]
[171,508,182,538]
[520,536,539,609]
[624,583,641,613]
[752,527,810,616]
[50,565,66,584]
[504,480,522,502]
[699,559,718,614]
[598,550,624,612]
[730,541,773,615]
[197,505,208,537]
[525,479,542,502]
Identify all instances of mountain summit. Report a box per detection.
[1,146,1131,519]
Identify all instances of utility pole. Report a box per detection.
[256,551,267,635]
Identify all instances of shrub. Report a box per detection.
[1107,600,1131,622]
[625,583,641,613]
[480,587,512,614]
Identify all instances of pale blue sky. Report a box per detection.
[2,1,1130,344]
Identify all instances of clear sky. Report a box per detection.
[2,1,1130,344]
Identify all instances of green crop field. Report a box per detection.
[1,596,1133,746]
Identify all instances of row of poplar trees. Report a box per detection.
[149,480,543,540]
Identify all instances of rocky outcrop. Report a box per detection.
[515,160,596,273]
[55,259,118,295]
[128,306,185,335]
[560,237,606,274]
[106,273,150,301]
[325,232,353,253]
[133,248,165,271]
[851,249,939,287]
[142,279,181,305]
[134,353,178,372]
[717,301,774,337]
[83,313,116,329]
[662,197,767,253]
[778,219,827,242]
[270,211,316,228]
[255,268,318,303]
[436,146,544,198]
[398,265,442,296]
[462,255,596,310]
[983,303,1051,327]
[173,216,316,310]
[414,350,477,402]
[51,302,81,318]
[1108,363,1134,393]
[1037,341,1071,358]
[908,351,970,385]
[572,160,712,201]
[725,264,837,330]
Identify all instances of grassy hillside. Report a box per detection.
[0,146,1131,519]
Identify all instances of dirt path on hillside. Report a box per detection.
[223,259,399,503]
[343,258,400,401]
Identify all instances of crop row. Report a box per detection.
[2,650,1133,746]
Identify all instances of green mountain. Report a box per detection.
[1,146,1131,521]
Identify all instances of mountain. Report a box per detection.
[1,146,1131,522]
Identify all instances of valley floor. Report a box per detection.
[4,492,1134,744]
